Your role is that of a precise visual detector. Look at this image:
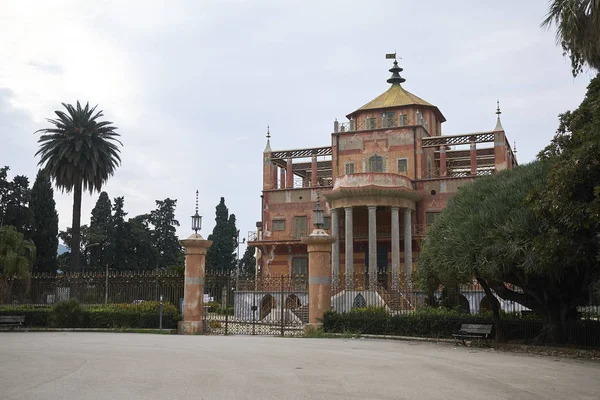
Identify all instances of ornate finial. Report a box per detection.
[264,125,272,153]
[195,190,199,214]
[313,190,324,229]
[266,125,271,140]
[387,59,406,85]
[513,141,517,154]
[494,100,504,131]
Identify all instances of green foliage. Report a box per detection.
[150,198,183,269]
[125,214,157,270]
[58,225,90,271]
[542,0,600,76]
[0,301,180,329]
[111,196,128,270]
[0,225,36,278]
[1,172,34,237]
[35,101,123,271]
[51,298,83,327]
[88,191,113,271]
[30,170,59,273]
[240,246,256,275]
[206,197,237,273]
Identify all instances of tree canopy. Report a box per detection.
[35,101,122,271]
[542,0,600,76]
[206,197,237,273]
[30,170,59,273]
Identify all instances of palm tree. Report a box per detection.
[35,102,122,272]
[0,226,36,303]
[542,0,600,76]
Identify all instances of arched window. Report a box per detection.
[368,155,384,172]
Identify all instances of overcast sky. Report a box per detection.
[0,0,595,251]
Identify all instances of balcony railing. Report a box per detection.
[334,115,428,133]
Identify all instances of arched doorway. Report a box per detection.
[352,293,367,309]
[480,295,494,313]
[285,294,301,310]
[260,294,276,320]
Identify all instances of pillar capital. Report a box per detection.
[180,234,212,255]
[367,205,377,210]
[301,229,336,251]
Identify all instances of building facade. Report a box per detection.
[248,60,517,291]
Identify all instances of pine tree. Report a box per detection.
[89,192,112,271]
[30,170,59,273]
[112,196,128,270]
[150,198,182,268]
[206,197,237,273]
[126,214,156,270]
[3,174,34,237]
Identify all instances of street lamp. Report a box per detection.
[192,190,202,234]
[313,191,324,229]
[235,229,246,280]
[85,242,108,304]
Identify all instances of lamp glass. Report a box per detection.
[192,213,202,233]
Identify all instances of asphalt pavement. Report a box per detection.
[0,332,598,400]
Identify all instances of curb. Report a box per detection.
[4,328,177,334]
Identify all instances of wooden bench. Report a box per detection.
[453,323,493,346]
[0,316,25,331]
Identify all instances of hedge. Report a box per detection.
[322,307,600,346]
[0,300,181,329]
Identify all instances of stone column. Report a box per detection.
[470,141,477,176]
[286,157,294,188]
[391,206,400,290]
[302,230,335,327]
[403,209,412,281]
[311,154,318,187]
[368,205,377,289]
[440,146,447,177]
[178,234,212,335]
[331,209,340,284]
[344,206,354,289]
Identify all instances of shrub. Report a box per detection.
[52,299,84,328]
[0,305,52,326]
[206,301,220,313]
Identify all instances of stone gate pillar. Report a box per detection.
[178,233,212,334]
[302,229,336,327]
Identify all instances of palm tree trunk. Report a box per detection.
[71,179,82,272]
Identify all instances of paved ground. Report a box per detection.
[1,333,599,400]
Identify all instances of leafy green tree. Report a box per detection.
[416,162,590,344]
[89,191,112,271]
[35,101,122,271]
[125,214,156,270]
[0,225,36,277]
[150,199,182,268]
[542,0,600,76]
[527,74,600,340]
[239,246,256,276]
[111,196,128,270]
[0,225,36,302]
[30,170,59,273]
[0,166,10,226]
[2,174,34,237]
[206,197,237,273]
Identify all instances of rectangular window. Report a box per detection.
[426,212,440,225]
[293,216,307,239]
[368,155,384,172]
[398,114,407,126]
[272,219,285,231]
[323,216,331,230]
[292,257,308,277]
[366,117,377,130]
[397,158,408,173]
[345,163,355,175]
[382,112,395,128]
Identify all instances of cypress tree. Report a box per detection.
[30,170,59,273]
[89,192,112,271]
[150,198,182,268]
[112,196,128,270]
[206,197,237,273]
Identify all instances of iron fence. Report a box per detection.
[0,271,184,307]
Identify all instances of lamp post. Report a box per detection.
[85,242,107,304]
[192,190,202,234]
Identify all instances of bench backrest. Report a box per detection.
[460,324,492,334]
[0,316,25,323]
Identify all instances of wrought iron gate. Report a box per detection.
[203,273,308,335]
